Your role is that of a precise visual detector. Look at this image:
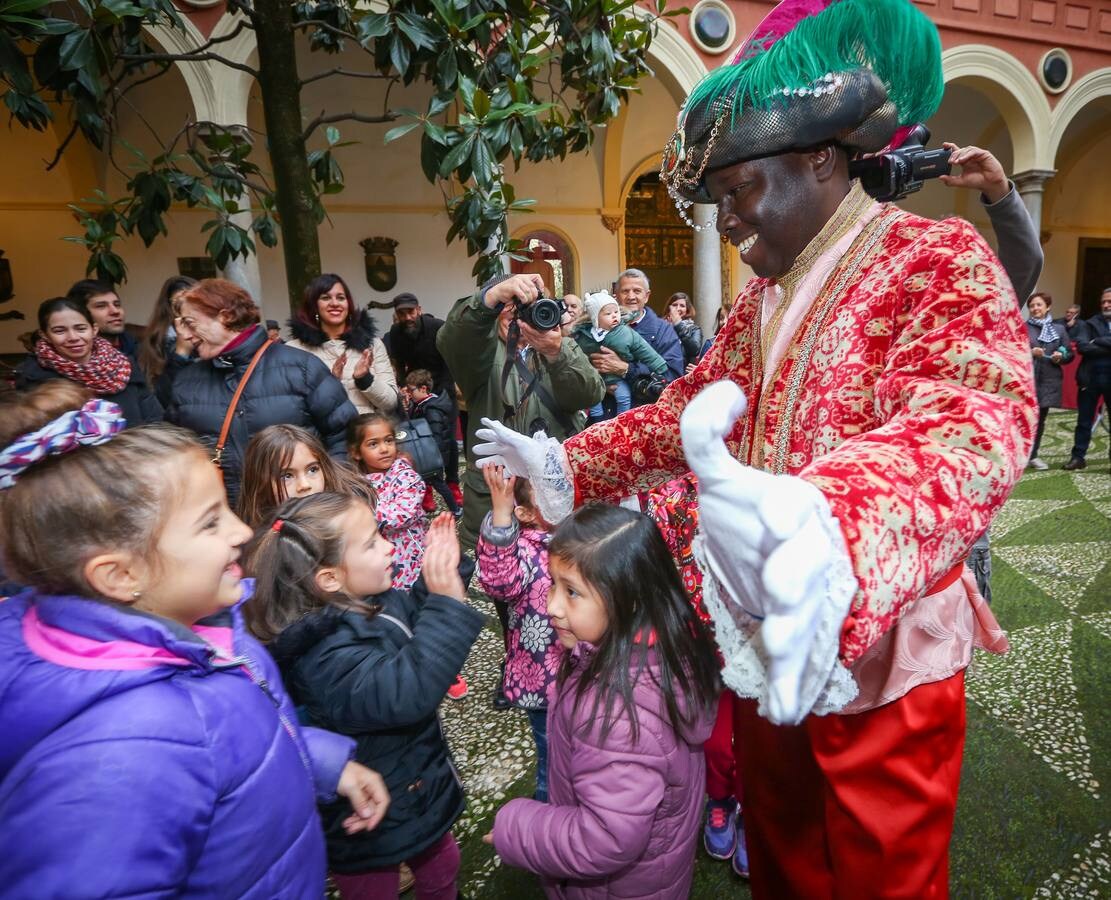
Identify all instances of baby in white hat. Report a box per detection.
[572,291,668,421]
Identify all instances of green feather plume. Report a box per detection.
[683,0,943,126]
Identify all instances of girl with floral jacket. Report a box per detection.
[477,465,561,801]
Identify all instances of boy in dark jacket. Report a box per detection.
[405,368,462,516]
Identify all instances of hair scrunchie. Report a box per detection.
[0,399,125,489]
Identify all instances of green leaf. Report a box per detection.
[357,12,391,43]
[472,87,490,120]
[389,34,410,75]
[384,121,420,143]
[58,29,94,71]
[438,133,474,177]
[325,125,341,146]
[436,48,457,89]
[395,14,435,51]
[470,137,494,186]
[422,119,448,146]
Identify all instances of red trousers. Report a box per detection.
[735,671,966,900]
[705,691,742,802]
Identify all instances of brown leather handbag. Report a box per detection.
[212,338,274,474]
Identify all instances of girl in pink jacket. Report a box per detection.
[485,503,720,899]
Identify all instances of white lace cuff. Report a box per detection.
[695,501,860,724]
[529,436,575,525]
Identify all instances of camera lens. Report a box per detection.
[528,298,562,330]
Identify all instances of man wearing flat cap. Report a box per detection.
[474,1,1036,895]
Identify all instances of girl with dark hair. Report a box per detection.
[287,273,399,415]
[488,503,719,899]
[16,297,162,427]
[247,498,484,900]
[238,424,373,529]
[139,275,196,404]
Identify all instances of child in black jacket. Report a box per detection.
[404,368,461,516]
[248,495,483,898]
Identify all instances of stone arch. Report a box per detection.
[142,12,256,126]
[642,15,710,106]
[1047,67,1111,167]
[941,44,1051,173]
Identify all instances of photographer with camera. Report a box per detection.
[438,272,603,707]
[437,275,603,535]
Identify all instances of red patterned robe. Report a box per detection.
[565,206,1036,667]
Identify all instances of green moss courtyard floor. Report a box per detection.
[439,410,1110,898]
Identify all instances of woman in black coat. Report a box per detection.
[16,297,162,427]
[666,292,704,369]
[168,278,356,503]
[1025,292,1072,470]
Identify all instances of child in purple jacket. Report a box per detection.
[484,503,720,899]
[477,464,560,801]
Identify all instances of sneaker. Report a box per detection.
[447,675,468,701]
[1063,457,1087,471]
[449,482,464,507]
[702,796,738,860]
[421,485,436,513]
[731,812,750,879]
[1028,457,1049,470]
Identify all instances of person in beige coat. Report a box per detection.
[286,274,399,415]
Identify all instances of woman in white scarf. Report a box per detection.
[1025,292,1072,469]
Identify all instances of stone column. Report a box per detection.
[1011,168,1055,234]
[692,203,722,338]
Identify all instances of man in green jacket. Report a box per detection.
[437,273,605,554]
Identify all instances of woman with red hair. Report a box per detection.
[168,278,357,503]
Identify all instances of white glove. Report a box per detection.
[681,380,857,724]
[473,417,575,525]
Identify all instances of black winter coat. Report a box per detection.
[268,577,484,871]
[673,318,704,368]
[386,314,453,395]
[167,326,355,503]
[15,355,163,427]
[409,391,456,463]
[1074,314,1111,389]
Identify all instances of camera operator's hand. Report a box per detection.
[518,319,562,362]
[589,347,629,377]
[939,143,1010,204]
[483,273,546,311]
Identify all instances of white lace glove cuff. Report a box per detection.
[473,418,575,525]
[695,502,859,725]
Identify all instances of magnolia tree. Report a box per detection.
[1,0,676,310]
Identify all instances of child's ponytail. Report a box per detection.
[245,492,378,644]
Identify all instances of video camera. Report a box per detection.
[849,125,951,202]
[514,294,568,331]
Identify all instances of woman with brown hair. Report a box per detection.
[138,275,196,406]
[666,292,704,369]
[16,297,162,428]
[167,278,356,503]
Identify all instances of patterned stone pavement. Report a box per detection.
[434,410,1109,898]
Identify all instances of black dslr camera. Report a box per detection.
[515,294,568,331]
[849,125,951,202]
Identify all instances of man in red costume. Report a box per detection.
[475,1,1036,895]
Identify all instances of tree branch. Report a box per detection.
[292,18,372,53]
[302,110,396,142]
[118,51,259,78]
[300,66,391,87]
[43,121,80,172]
